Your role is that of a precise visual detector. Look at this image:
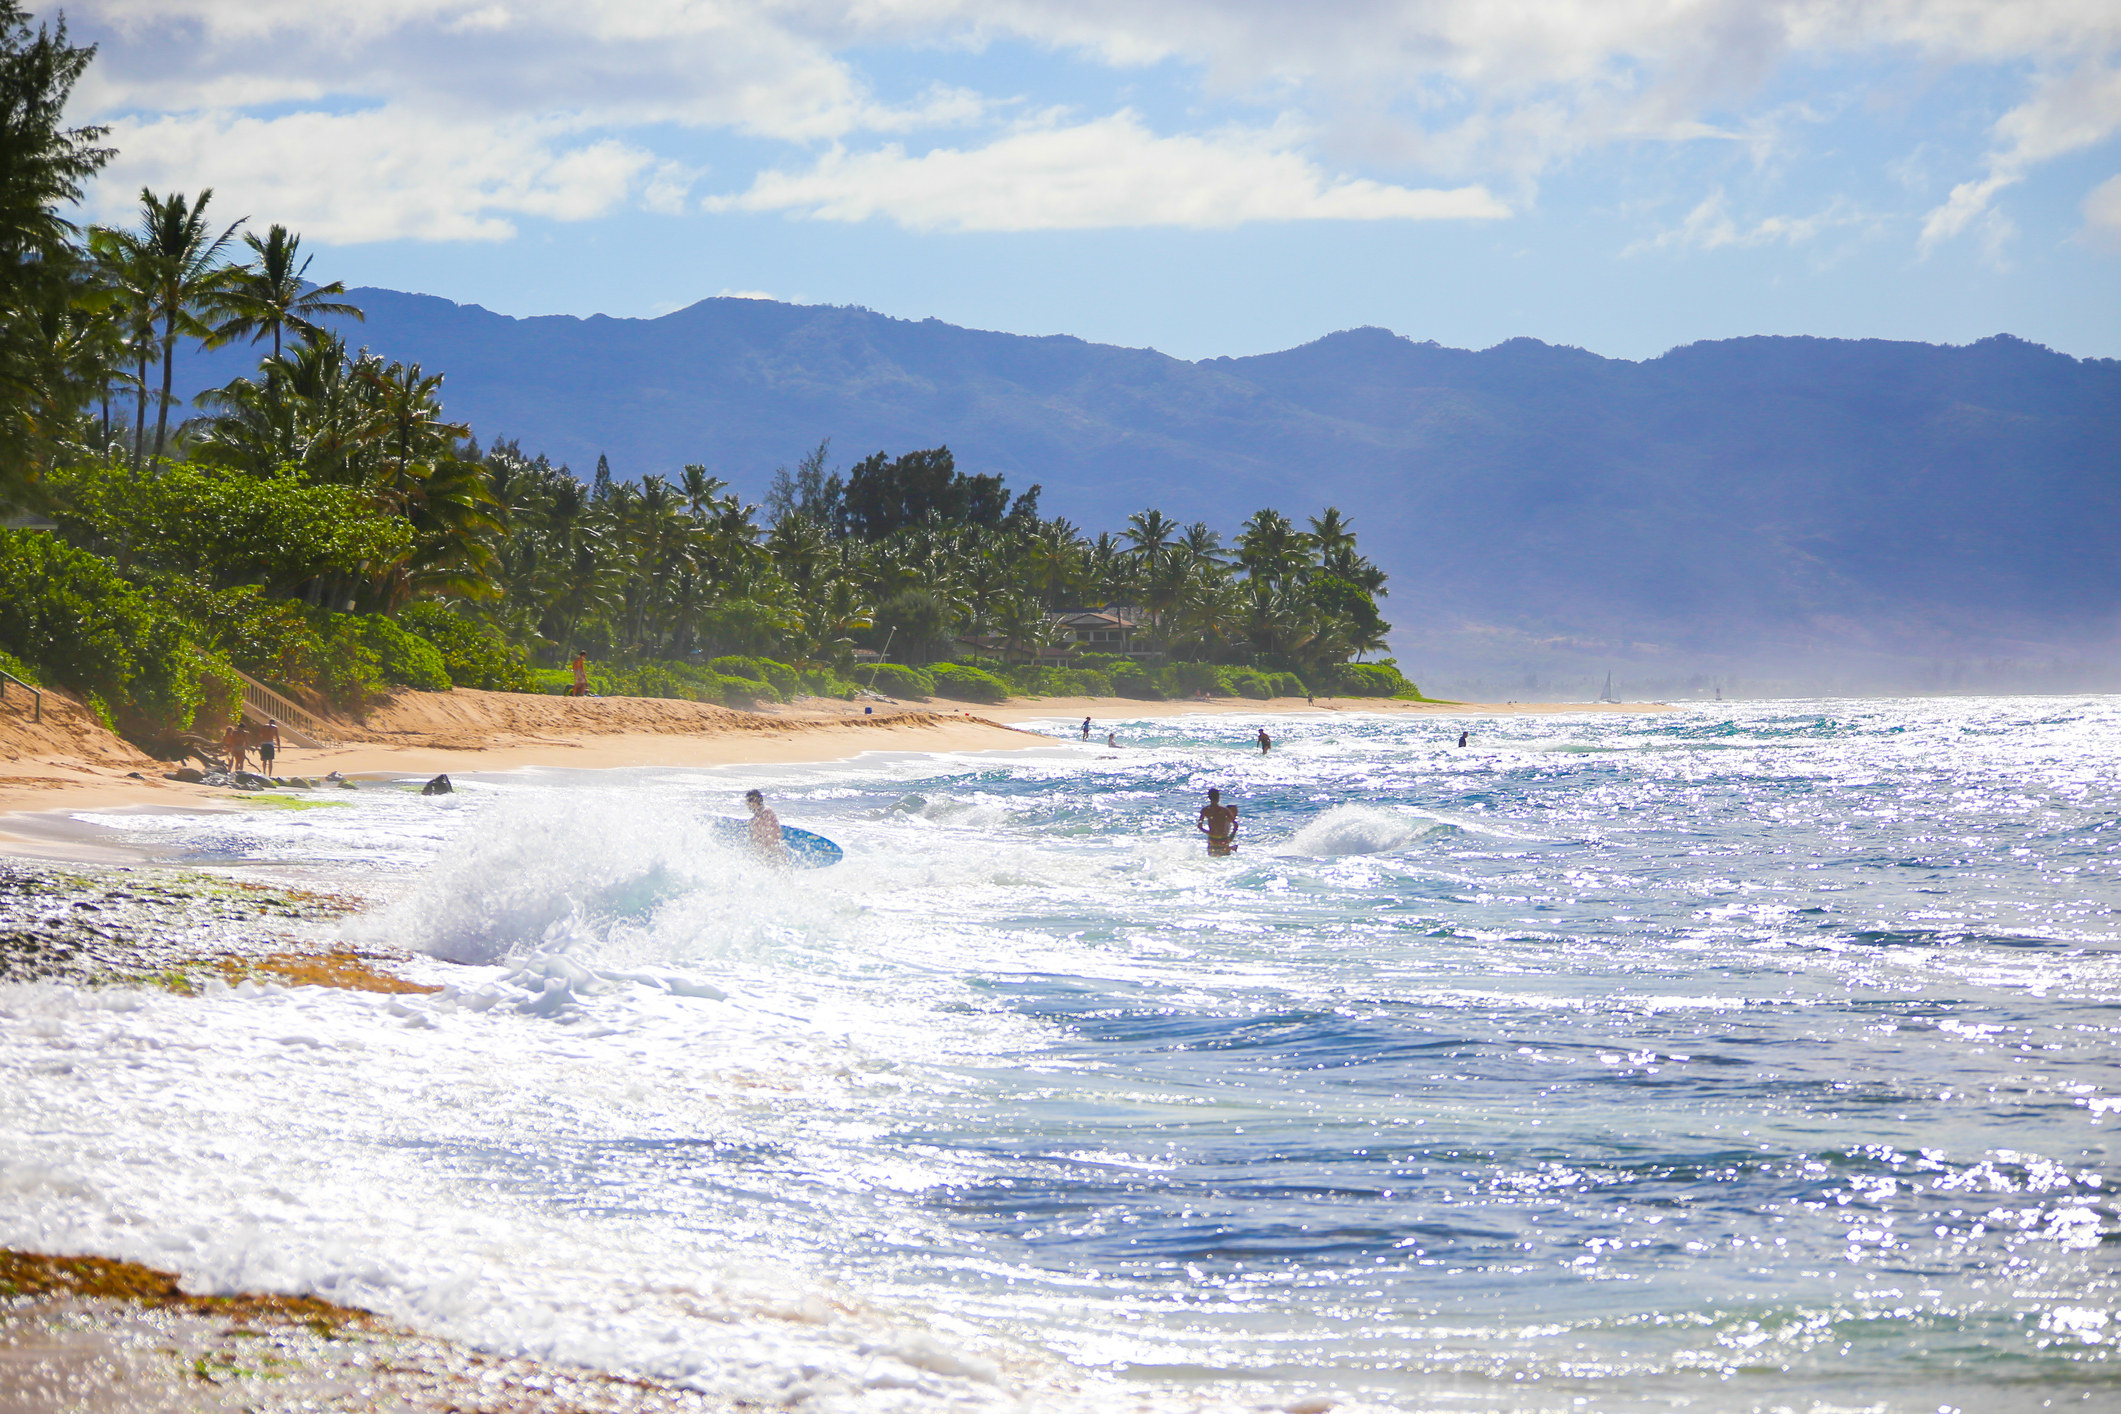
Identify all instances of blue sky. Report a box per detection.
[61,2,2121,361]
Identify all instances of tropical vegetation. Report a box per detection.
[0,8,1413,750]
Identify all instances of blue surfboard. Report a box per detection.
[712,817,844,868]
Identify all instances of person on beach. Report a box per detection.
[1082,716,1092,740]
[1197,788,1239,857]
[744,789,787,861]
[257,719,280,776]
[1257,728,1272,755]
[220,720,249,773]
[569,652,590,697]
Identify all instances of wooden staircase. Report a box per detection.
[230,669,333,748]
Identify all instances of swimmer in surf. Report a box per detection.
[1197,788,1239,857]
[744,789,787,862]
[1082,717,1092,740]
[1257,728,1271,755]
[1457,730,1468,748]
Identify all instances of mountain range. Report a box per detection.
[176,292,2121,696]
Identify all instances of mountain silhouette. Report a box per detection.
[177,291,2121,693]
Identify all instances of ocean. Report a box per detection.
[3,697,2116,1412]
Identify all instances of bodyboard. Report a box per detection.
[712,817,844,868]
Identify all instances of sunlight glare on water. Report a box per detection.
[2,697,2116,1411]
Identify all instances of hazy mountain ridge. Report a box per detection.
[176,292,2121,692]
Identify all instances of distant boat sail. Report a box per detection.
[1598,672,1618,704]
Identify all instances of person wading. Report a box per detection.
[1197,788,1239,857]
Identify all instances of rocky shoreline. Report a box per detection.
[0,860,761,1413]
[0,857,367,988]
[0,1251,750,1413]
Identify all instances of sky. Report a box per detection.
[55,1,2121,363]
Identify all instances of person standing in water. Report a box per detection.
[744,789,787,861]
[1107,731,1117,748]
[1457,730,1468,748]
[1197,788,1240,856]
[1257,728,1272,755]
[1082,717,1092,740]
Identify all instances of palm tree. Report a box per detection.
[84,224,156,469]
[0,4,110,501]
[1237,508,1314,588]
[1123,508,1178,574]
[210,223,361,360]
[1308,507,1357,557]
[129,188,245,461]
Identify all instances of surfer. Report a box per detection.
[1197,788,1239,857]
[744,789,787,862]
[1257,728,1271,755]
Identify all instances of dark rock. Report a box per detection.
[338,779,358,790]
[232,772,272,790]
[166,768,205,784]
[125,771,146,779]
[420,774,453,796]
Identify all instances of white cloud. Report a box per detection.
[61,2,2121,244]
[1920,59,2121,250]
[708,112,1508,230]
[96,110,671,242]
[2083,174,2121,251]
[1635,187,1867,253]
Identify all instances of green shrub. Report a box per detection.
[861,663,933,699]
[1163,661,1225,697]
[1330,662,1418,697]
[355,615,450,691]
[1222,666,1275,699]
[798,667,859,699]
[0,528,212,733]
[1109,661,1165,699]
[1267,671,1307,698]
[398,602,534,692]
[710,655,798,697]
[928,662,1011,703]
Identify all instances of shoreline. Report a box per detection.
[1,684,1672,857]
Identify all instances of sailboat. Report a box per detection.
[1598,672,1619,704]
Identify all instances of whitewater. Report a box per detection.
[2,697,2115,1412]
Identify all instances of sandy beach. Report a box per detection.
[0,682,1669,858]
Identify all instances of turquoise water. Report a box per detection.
[3,698,2116,1411]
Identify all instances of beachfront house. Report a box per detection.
[1048,610,1139,653]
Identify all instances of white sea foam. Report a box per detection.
[6,698,2119,1413]
[1283,804,1429,856]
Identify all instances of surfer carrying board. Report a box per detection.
[1197,788,1239,857]
[744,789,788,863]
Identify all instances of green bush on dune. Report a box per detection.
[0,528,229,734]
[861,663,934,699]
[928,662,1010,703]
[397,603,535,693]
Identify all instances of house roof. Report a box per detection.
[1051,610,1136,629]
